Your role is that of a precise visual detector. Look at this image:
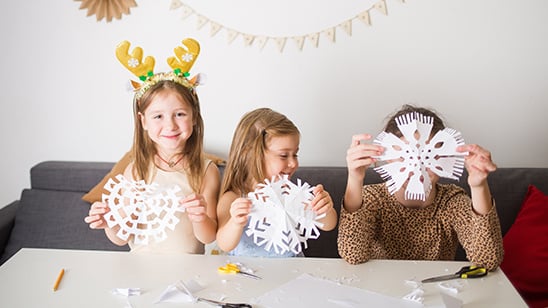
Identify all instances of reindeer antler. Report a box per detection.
[115,40,155,81]
[167,38,200,76]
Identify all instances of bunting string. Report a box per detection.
[169,0,404,53]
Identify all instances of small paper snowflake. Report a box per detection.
[373,112,466,200]
[102,174,184,245]
[245,175,326,255]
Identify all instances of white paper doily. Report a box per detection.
[102,174,184,245]
[373,112,466,200]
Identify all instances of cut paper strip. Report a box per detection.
[246,175,325,255]
[373,112,466,201]
[102,174,184,245]
[254,273,423,308]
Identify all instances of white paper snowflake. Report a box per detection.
[373,112,466,201]
[102,174,184,245]
[245,175,326,255]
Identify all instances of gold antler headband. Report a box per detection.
[116,38,201,100]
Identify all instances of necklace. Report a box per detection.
[156,154,184,168]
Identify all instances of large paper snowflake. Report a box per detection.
[245,175,326,255]
[373,112,466,200]
[102,174,184,245]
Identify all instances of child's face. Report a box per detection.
[264,134,300,180]
[139,90,194,155]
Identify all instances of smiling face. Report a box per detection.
[139,89,194,156]
[263,134,300,180]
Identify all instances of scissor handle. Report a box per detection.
[457,266,487,279]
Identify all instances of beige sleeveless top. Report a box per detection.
[128,160,211,255]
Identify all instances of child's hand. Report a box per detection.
[309,184,334,215]
[182,193,209,223]
[84,201,110,229]
[346,133,384,181]
[458,144,497,187]
[229,197,252,227]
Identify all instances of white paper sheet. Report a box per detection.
[102,174,184,245]
[246,175,325,255]
[254,273,423,308]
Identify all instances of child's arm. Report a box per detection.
[184,163,220,244]
[216,191,251,252]
[344,134,384,213]
[310,184,337,231]
[458,144,497,215]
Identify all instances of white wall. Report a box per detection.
[1,0,547,207]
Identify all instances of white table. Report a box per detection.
[0,248,525,307]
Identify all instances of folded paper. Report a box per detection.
[246,175,325,255]
[373,112,466,201]
[102,174,184,245]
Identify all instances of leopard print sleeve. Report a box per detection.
[445,186,504,271]
[337,185,382,264]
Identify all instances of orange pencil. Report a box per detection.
[53,268,65,291]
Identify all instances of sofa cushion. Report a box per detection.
[0,189,128,264]
[500,185,548,308]
[81,151,132,203]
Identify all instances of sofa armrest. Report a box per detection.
[0,201,19,257]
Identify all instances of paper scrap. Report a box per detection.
[112,287,141,297]
[246,175,325,255]
[102,174,184,245]
[440,291,463,308]
[373,112,466,200]
[155,279,204,304]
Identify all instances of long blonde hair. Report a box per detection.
[221,108,300,195]
[132,80,205,192]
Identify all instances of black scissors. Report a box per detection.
[421,265,487,283]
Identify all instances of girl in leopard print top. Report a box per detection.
[337,105,503,270]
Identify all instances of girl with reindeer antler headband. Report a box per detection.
[84,38,220,254]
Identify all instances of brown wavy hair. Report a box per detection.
[384,104,446,137]
[131,80,205,192]
[220,108,300,195]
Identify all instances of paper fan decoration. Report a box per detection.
[102,174,184,245]
[75,0,137,22]
[245,175,326,255]
[373,112,467,201]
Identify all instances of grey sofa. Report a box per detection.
[1,161,547,265]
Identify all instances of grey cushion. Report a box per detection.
[0,188,128,264]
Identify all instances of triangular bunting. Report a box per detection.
[255,36,269,50]
[210,22,222,37]
[374,0,388,15]
[357,11,371,26]
[226,29,239,44]
[274,37,287,52]
[179,4,194,20]
[307,33,320,48]
[170,0,183,10]
[324,27,336,43]
[243,34,255,46]
[196,15,208,30]
[340,20,352,36]
[169,0,402,52]
[293,36,305,51]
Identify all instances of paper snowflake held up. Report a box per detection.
[102,174,184,245]
[373,112,467,201]
[245,175,326,255]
